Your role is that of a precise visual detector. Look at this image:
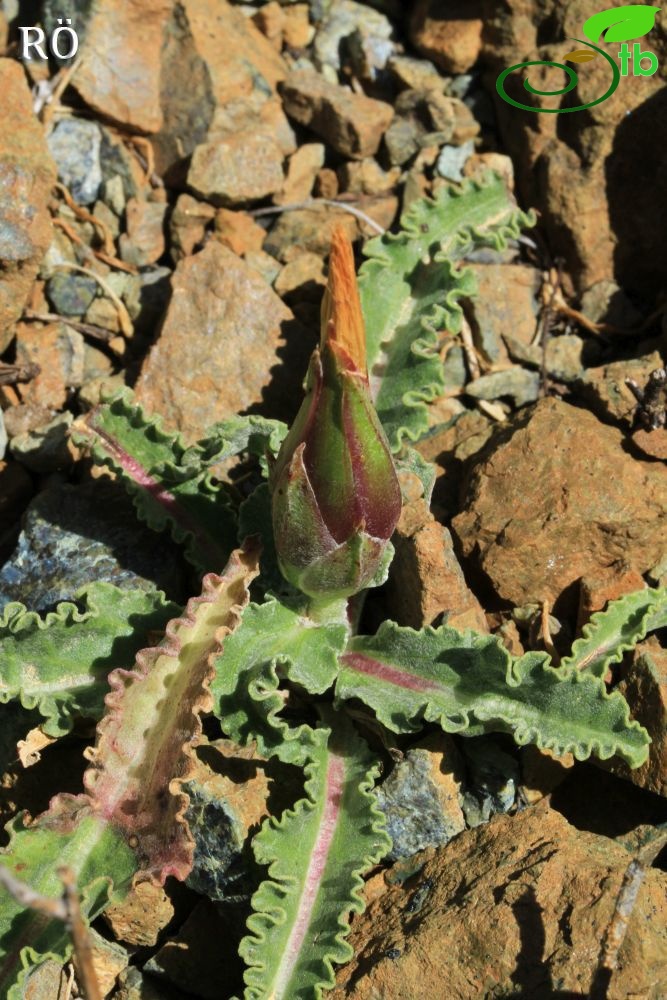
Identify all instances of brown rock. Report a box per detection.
[632,427,667,461]
[463,151,515,191]
[333,799,667,999]
[187,131,284,206]
[73,0,172,133]
[15,322,85,409]
[314,167,339,199]
[387,497,488,632]
[338,158,400,196]
[169,193,215,262]
[577,568,647,630]
[452,397,667,613]
[282,3,313,49]
[280,70,394,158]
[151,0,288,181]
[119,198,167,267]
[482,1,667,296]
[0,60,56,352]
[105,881,174,947]
[89,928,129,996]
[612,638,667,797]
[264,206,358,262]
[213,209,266,257]
[582,351,664,426]
[273,252,326,297]
[182,0,286,105]
[468,263,540,363]
[410,0,483,74]
[134,241,297,440]
[2,403,54,439]
[274,142,325,204]
[252,1,285,51]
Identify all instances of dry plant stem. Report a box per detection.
[251,198,386,236]
[52,263,134,338]
[63,964,75,1000]
[22,310,119,346]
[459,314,481,381]
[540,599,559,664]
[59,867,102,1000]
[40,54,84,125]
[0,865,68,921]
[53,217,138,275]
[0,359,40,385]
[55,182,116,256]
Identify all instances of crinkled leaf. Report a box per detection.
[85,546,259,883]
[0,798,135,999]
[0,548,258,996]
[73,389,285,574]
[583,5,660,43]
[337,622,650,767]
[0,584,179,736]
[561,586,667,678]
[211,598,348,763]
[359,175,535,449]
[240,715,390,1000]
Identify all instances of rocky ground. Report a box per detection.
[0,1,666,998]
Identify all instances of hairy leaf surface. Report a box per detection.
[359,175,534,448]
[212,598,348,763]
[73,390,285,573]
[338,622,649,766]
[85,546,260,882]
[240,717,390,1000]
[0,584,178,735]
[0,798,135,999]
[561,586,667,678]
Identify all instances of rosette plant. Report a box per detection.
[0,176,662,1000]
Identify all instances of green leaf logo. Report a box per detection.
[583,4,660,44]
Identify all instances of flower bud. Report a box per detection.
[270,227,402,600]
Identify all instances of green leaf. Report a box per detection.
[561,586,667,678]
[211,598,348,763]
[240,715,390,1000]
[337,621,650,767]
[0,799,136,999]
[85,547,259,883]
[359,175,535,450]
[73,389,286,574]
[0,584,179,736]
[583,5,660,43]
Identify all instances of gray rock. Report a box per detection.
[46,118,102,205]
[442,344,467,394]
[580,278,643,330]
[0,479,184,612]
[375,737,466,861]
[465,367,541,408]
[313,0,392,73]
[436,139,475,181]
[9,411,73,473]
[460,736,519,828]
[384,116,421,166]
[46,271,98,316]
